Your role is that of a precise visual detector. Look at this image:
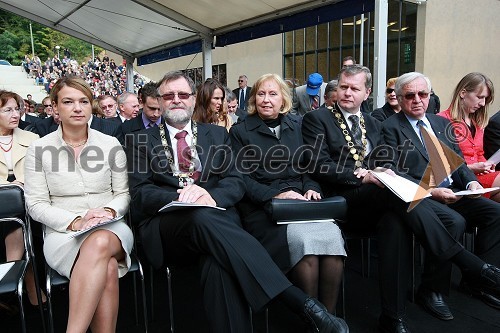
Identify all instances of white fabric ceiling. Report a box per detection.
[0,0,345,60]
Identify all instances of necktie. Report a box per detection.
[174,131,200,181]
[416,119,426,149]
[147,122,155,128]
[311,95,319,110]
[240,89,245,109]
[348,115,362,146]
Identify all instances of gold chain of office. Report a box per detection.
[158,122,198,187]
[328,105,367,168]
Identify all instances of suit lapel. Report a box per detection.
[195,124,212,180]
[398,112,428,160]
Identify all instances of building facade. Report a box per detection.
[132,0,500,114]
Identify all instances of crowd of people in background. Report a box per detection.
[21,52,148,98]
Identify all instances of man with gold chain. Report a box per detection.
[302,65,500,333]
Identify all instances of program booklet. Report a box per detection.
[453,187,499,196]
[70,215,123,238]
[370,168,431,203]
[486,149,500,165]
[158,201,226,213]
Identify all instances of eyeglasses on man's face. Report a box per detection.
[43,104,52,108]
[386,88,395,94]
[238,80,244,83]
[159,92,194,101]
[402,91,429,100]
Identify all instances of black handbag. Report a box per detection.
[271,196,347,224]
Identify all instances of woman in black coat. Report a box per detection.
[229,73,345,313]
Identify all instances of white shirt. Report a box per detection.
[165,121,202,172]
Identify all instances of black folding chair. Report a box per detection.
[0,184,45,333]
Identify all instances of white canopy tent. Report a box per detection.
[0,0,421,107]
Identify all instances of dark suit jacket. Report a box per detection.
[19,119,31,130]
[32,116,58,137]
[371,102,396,122]
[232,86,251,111]
[301,105,386,196]
[382,112,477,190]
[31,116,123,143]
[90,117,124,145]
[122,114,146,136]
[24,114,41,125]
[126,123,246,268]
[106,116,123,125]
[484,111,500,170]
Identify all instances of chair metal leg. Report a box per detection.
[17,277,27,333]
[264,307,269,333]
[166,266,174,333]
[26,219,47,333]
[46,268,55,333]
[134,257,148,332]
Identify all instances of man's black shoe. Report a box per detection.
[303,297,349,333]
[379,314,411,333]
[460,278,500,310]
[468,264,500,299]
[416,287,453,320]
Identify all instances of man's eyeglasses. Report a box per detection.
[101,104,116,109]
[159,92,194,101]
[238,80,244,83]
[43,104,52,107]
[402,91,430,100]
[0,108,21,115]
[386,88,395,94]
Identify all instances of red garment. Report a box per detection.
[438,109,499,190]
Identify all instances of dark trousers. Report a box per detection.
[338,184,464,318]
[151,207,292,333]
[449,196,500,266]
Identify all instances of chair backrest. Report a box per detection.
[0,184,25,219]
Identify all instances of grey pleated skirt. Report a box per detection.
[287,221,346,268]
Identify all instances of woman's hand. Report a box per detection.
[304,190,322,201]
[75,208,115,230]
[274,190,307,200]
[468,162,494,175]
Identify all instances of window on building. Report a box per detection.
[283,0,417,88]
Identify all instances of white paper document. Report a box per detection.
[486,149,500,165]
[0,262,15,282]
[453,187,499,196]
[158,201,226,213]
[70,215,123,238]
[276,218,335,225]
[370,169,431,203]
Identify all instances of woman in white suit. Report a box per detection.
[0,90,44,307]
[24,77,133,333]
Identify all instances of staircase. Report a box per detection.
[0,65,48,103]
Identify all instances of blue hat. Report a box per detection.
[306,73,323,96]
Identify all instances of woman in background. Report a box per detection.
[371,77,400,122]
[438,72,500,202]
[193,78,233,130]
[0,90,45,307]
[24,76,133,332]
